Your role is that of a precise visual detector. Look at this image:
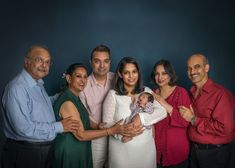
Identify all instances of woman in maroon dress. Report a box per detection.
[151,59,191,168]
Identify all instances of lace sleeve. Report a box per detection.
[102,90,116,127]
[103,90,123,140]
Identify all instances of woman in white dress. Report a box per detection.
[103,57,167,168]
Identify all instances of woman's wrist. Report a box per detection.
[106,128,112,135]
[167,106,173,115]
[106,128,109,135]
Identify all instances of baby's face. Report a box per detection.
[138,94,149,107]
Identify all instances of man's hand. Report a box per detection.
[98,122,107,129]
[61,116,80,133]
[179,105,195,122]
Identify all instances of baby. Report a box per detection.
[122,92,154,143]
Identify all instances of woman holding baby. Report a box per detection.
[102,57,167,168]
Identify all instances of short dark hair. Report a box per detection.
[65,63,87,76]
[151,59,178,88]
[90,44,111,60]
[113,57,143,95]
[140,92,154,103]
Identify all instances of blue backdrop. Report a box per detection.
[0,0,234,167]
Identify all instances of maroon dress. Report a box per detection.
[154,86,191,166]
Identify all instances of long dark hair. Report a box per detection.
[151,59,178,88]
[65,63,87,84]
[113,57,143,95]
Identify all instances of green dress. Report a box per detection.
[51,89,93,168]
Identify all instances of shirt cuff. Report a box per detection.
[54,121,64,133]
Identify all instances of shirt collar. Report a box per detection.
[22,69,44,88]
[90,72,113,88]
[190,78,213,95]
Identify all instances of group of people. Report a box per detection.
[1,44,234,168]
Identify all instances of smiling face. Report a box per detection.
[24,47,51,80]
[119,63,139,91]
[154,64,171,88]
[187,54,209,87]
[66,67,88,94]
[91,51,110,78]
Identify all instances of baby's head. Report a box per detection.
[138,92,154,108]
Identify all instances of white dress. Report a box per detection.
[103,87,167,168]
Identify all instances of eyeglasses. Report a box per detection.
[27,56,52,66]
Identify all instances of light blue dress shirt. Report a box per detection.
[2,69,63,142]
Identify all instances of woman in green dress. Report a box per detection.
[51,63,124,168]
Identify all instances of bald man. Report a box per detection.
[1,45,79,168]
[179,54,235,168]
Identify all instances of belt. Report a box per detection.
[7,138,53,147]
[193,142,228,150]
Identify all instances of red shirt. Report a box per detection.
[189,79,235,144]
[154,86,191,166]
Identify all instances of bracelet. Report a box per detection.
[105,128,109,136]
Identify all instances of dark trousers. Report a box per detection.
[1,139,52,168]
[190,143,231,168]
[157,159,189,168]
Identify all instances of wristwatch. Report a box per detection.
[190,116,196,125]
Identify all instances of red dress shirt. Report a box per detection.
[189,79,235,144]
[154,86,191,166]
